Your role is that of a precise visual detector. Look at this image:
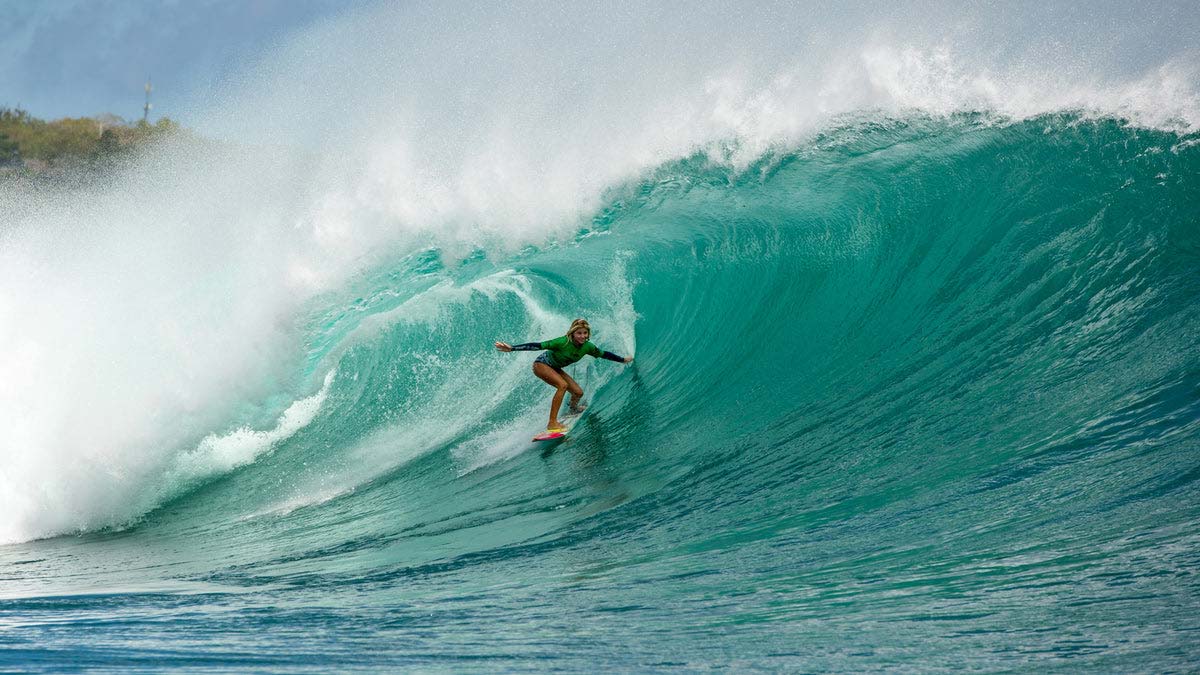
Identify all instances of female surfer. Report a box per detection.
[495,318,633,433]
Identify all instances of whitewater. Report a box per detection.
[2,2,1198,672]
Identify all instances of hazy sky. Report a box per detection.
[2,0,1195,131]
[0,0,357,121]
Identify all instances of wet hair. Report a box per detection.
[567,318,591,338]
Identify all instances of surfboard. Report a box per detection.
[532,409,584,442]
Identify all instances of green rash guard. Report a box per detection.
[511,336,625,368]
[534,336,602,368]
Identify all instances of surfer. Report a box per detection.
[495,318,633,433]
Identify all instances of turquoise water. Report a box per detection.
[2,114,1199,672]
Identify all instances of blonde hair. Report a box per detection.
[567,318,591,338]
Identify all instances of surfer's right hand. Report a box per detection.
[494,341,513,352]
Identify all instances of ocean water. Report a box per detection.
[3,4,1200,673]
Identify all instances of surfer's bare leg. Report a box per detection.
[560,371,585,413]
[533,362,571,430]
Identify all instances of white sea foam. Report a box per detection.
[167,369,337,486]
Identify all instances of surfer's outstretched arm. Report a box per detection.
[494,341,543,352]
[588,343,632,364]
[598,350,633,364]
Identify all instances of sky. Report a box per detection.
[1,0,1196,137]
[0,0,359,122]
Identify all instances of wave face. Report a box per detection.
[2,112,1197,671]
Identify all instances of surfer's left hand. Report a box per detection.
[624,356,634,363]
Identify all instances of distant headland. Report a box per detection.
[0,107,186,181]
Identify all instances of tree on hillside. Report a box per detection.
[0,107,33,125]
[97,128,121,155]
[0,132,19,166]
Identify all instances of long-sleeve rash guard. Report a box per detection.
[512,335,625,368]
